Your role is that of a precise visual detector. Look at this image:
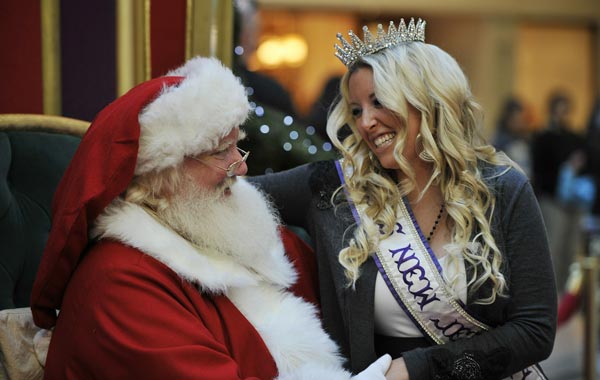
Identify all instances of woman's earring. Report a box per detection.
[415,133,423,153]
[416,133,429,161]
[416,132,433,162]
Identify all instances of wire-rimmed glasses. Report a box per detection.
[190,147,250,177]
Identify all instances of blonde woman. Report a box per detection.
[251,19,556,380]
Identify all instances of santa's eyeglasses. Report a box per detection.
[190,147,250,177]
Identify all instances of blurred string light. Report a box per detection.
[256,34,308,68]
[242,97,331,157]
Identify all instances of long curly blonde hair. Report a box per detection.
[327,42,513,304]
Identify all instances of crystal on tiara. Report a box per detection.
[334,18,426,68]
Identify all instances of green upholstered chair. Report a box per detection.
[0,114,88,311]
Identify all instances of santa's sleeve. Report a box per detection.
[279,226,320,309]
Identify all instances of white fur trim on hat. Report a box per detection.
[135,57,250,175]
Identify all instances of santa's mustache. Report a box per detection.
[219,176,237,192]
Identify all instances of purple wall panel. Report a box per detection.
[60,0,115,121]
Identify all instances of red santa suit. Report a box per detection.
[29,57,358,380]
[44,181,343,379]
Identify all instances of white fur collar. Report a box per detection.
[91,183,296,294]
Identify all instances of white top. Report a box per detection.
[374,253,468,337]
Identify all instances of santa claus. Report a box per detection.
[30,56,390,379]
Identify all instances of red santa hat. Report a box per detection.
[30,57,250,328]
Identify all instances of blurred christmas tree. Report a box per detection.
[239,102,338,176]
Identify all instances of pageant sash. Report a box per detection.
[335,160,546,380]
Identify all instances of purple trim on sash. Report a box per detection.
[372,254,433,342]
[455,298,469,311]
[454,293,473,311]
[402,198,444,274]
[334,160,361,224]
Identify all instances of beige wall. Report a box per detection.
[258,0,600,18]
[515,24,596,131]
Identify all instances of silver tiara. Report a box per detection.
[334,18,426,68]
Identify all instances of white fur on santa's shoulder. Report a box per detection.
[136,57,250,175]
[228,284,352,380]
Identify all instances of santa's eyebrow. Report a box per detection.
[213,129,247,152]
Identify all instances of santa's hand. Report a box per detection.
[351,354,392,380]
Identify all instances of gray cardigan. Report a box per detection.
[251,160,556,380]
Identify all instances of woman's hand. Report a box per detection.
[385,357,409,380]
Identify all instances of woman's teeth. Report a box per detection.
[374,133,396,148]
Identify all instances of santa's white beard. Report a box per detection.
[158,177,283,269]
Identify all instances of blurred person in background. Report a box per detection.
[492,97,532,177]
[556,151,596,216]
[307,75,342,140]
[531,91,583,198]
[552,97,600,329]
[531,91,585,291]
[582,96,600,218]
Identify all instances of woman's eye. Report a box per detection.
[373,98,382,107]
[351,108,362,118]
